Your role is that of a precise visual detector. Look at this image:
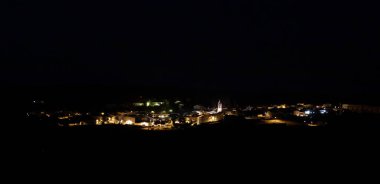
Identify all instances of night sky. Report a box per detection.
[5,0,380,102]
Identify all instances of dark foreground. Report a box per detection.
[5,117,380,179]
[14,117,380,156]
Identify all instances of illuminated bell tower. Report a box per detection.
[217,100,222,113]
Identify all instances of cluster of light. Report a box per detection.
[277,104,287,109]
[307,123,319,127]
[208,116,217,122]
[140,122,149,127]
[151,102,163,106]
[158,114,168,118]
[58,116,69,120]
[133,103,144,107]
[195,111,203,115]
[125,120,133,125]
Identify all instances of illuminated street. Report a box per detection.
[141,125,174,131]
[262,119,300,126]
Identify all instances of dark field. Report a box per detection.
[16,116,380,156]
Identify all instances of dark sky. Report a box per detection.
[5,0,380,101]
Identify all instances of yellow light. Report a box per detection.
[159,114,167,118]
[101,112,105,116]
[96,119,102,125]
[208,116,217,122]
[307,122,319,127]
[125,120,133,125]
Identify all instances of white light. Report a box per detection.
[305,110,311,115]
[125,120,133,125]
[141,122,149,126]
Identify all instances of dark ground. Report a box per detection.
[4,115,380,180]
[14,116,380,156]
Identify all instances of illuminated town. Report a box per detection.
[26,98,380,130]
[7,0,380,166]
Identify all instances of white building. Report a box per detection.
[217,100,222,113]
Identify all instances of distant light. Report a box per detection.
[169,109,173,113]
[159,114,167,118]
[305,110,311,115]
[320,110,327,114]
[125,120,133,125]
[141,122,149,126]
[308,123,319,127]
[151,111,155,113]
[133,103,144,107]
[208,116,217,122]
[101,112,105,116]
